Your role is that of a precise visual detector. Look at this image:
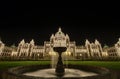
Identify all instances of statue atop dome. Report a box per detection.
[58,27,62,32]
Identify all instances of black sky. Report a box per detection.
[0,4,120,47]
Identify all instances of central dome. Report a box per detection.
[54,28,65,39]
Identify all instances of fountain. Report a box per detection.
[53,47,67,77]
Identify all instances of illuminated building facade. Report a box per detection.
[106,38,120,58]
[0,28,120,60]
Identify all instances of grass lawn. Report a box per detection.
[0,61,50,70]
[68,61,120,70]
[0,61,120,71]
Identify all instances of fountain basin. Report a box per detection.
[2,64,110,79]
[23,68,98,78]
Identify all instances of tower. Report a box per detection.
[0,39,5,55]
[115,38,120,56]
[85,39,91,57]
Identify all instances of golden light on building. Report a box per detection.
[1,27,120,60]
[49,51,57,56]
[64,51,71,56]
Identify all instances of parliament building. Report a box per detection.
[0,28,120,60]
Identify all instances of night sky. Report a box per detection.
[0,4,120,47]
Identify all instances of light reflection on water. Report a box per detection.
[23,68,98,78]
